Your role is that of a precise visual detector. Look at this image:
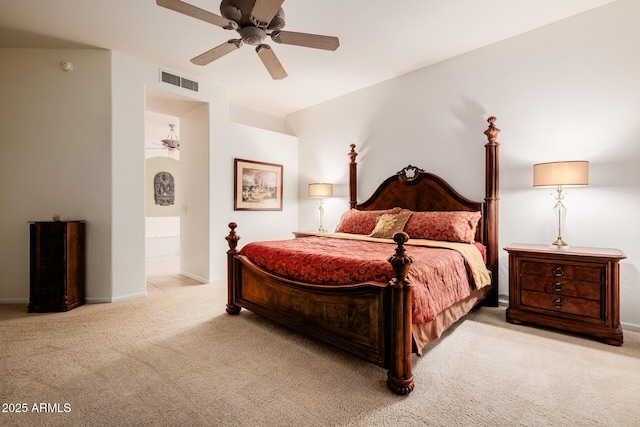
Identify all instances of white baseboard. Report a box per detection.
[179,270,210,284]
[621,321,640,332]
[111,292,147,303]
[85,292,146,304]
[84,297,111,304]
[0,298,28,304]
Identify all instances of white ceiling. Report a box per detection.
[0,0,616,116]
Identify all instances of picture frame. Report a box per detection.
[234,158,283,211]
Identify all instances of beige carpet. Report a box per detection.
[1,278,639,427]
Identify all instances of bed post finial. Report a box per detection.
[484,116,500,307]
[387,231,415,395]
[226,222,241,315]
[349,144,358,209]
[388,232,413,274]
[484,116,500,144]
[348,144,357,163]
[226,222,240,252]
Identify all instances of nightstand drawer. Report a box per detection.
[520,260,601,282]
[521,290,600,318]
[520,275,601,300]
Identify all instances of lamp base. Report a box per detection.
[552,237,569,247]
[317,226,328,233]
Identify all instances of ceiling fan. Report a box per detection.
[161,124,180,151]
[147,124,180,152]
[156,0,340,79]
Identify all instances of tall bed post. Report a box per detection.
[386,232,415,395]
[225,222,241,315]
[348,144,358,209]
[483,116,500,307]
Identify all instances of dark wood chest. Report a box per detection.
[505,243,625,345]
[29,221,86,312]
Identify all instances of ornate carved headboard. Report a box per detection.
[354,165,486,244]
[347,116,500,306]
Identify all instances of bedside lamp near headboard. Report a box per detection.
[533,160,589,248]
[309,183,333,233]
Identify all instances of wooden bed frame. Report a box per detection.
[225,116,500,395]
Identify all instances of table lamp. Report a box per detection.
[308,183,333,233]
[533,160,589,247]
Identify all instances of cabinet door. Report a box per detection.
[29,221,85,312]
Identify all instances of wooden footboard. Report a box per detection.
[226,224,416,394]
[225,116,500,395]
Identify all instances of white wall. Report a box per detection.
[179,104,210,282]
[288,0,640,329]
[210,121,299,282]
[1,48,299,303]
[113,52,298,288]
[110,52,149,302]
[109,53,300,292]
[0,48,113,302]
[229,103,294,136]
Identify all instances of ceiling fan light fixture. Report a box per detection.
[239,26,266,45]
[161,124,180,151]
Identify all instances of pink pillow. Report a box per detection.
[335,207,403,235]
[403,211,481,243]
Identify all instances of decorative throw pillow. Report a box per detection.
[403,211,481,243]
[369,212,412,239]
[335,207,403,235]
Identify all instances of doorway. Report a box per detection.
[144,86,209,289]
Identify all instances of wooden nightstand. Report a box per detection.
[292,231,324,238]
[505,243,625,345]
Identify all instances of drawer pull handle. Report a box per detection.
[553,298,563,308]
[553,282,564,292]
[553,266,564,277]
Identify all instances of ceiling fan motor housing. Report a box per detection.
[220,0,285,29]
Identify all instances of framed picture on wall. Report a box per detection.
[234,158,283,211]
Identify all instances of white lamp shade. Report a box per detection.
[308,183,333,198]
[533,161,589,187]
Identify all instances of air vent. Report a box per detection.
[161,71,181,87]
[181,78,199,92]
[160,70,199,92]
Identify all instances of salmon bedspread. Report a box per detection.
[239,234,490,324]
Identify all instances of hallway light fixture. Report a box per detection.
[161,124,180,151]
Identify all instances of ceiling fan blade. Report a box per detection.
[271,30,339,51]
[256,44,287,80]
[156,0,237,30]
[250,0,285,27]
[191,40,243,66]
